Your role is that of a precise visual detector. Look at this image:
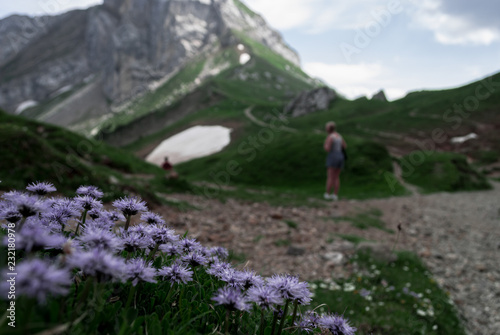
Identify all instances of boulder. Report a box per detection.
[284,87,337,117]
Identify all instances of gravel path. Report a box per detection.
[155,181,500,335]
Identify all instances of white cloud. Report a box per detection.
[303,62,409,100]
[244,0,402,33]
[0,0,102,19]
[409,0,500,45]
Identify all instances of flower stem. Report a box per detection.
[225,309,230,335]
[17,217,26,231]
[290,300,299,329]
[75,209,88,235]
[271,310,279,335]
[124,214,132,231]
[147,243,160,262]
[259,308,266,335]
[125,284,137,309]
[277,300,290,335]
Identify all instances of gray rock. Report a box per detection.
[284,87,337,117]
[287,246,306,256]
[321,251,344,265]
[371,89,387,102]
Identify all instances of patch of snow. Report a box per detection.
[239,53,251,65]
[146,125,232,165]
[197,0,211,4]
[451,133,478,144]
[237,44,245,51]
[15,100,38,114]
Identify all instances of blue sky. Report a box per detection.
[1,0,499,100]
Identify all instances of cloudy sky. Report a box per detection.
[1,0,499,100]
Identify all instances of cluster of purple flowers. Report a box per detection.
[0,182,356,334]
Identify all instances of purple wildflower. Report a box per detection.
[178,237,201,253]
[125,258,157,286]
[74,195,103,212]
[128,223,150,237]
[208,246,229,260]
[26,181,57,196]
[212,286,250,311]
[13,225,66,253]
[296,311,320,333]
[2,191,43,218]
[147,224,179,245]
[318,313,357,335]
[140,212,165,225]
[247,284,284,310]
[104,210,126,222]
[268,274,312,304]
[206,260,233,277]
[159,242,181,257]
[76,185,104,199]
[113,196,147,216]
[235,270,264,290]
[68,248,126,282]
[86,216,115,230]
[158,263,193,285]
[88,208,101,220]
[79,226,123,252]
[219,268,240,287]
[122,231,154,252]
[41,202,79,231]
[181,251,208,268]
[0,203,22,223]
[0,259,71,304]
[359,288,371,297]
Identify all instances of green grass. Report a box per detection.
[176,130,408,202]
[400,152,491,193]
[335,208,394,233]
[274,239,292,247]
[310,250,467,335]
[336,234,371,244]
[284,220,299,229]
[0,110,193,203]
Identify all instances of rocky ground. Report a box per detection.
[153,181,500,335]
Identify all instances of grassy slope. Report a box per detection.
[0,110,193,203]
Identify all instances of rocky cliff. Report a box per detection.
[284,87,337,117]
[0,0,300,120]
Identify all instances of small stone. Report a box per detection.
[321,252,344,265]
[287,246,306,256]
[270,213,283,220]
[419,248,431,258]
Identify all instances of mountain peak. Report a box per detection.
[0,0,300,119]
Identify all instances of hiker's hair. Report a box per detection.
[326,121,336,133]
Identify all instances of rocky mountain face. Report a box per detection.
[284,87,337,117]
[0,0,300,120]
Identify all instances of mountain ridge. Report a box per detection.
[0,0,301,129]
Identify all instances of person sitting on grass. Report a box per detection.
[324,121,346,201]
[162,156,178,179]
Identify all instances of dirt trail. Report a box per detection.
[154,181,500,335]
